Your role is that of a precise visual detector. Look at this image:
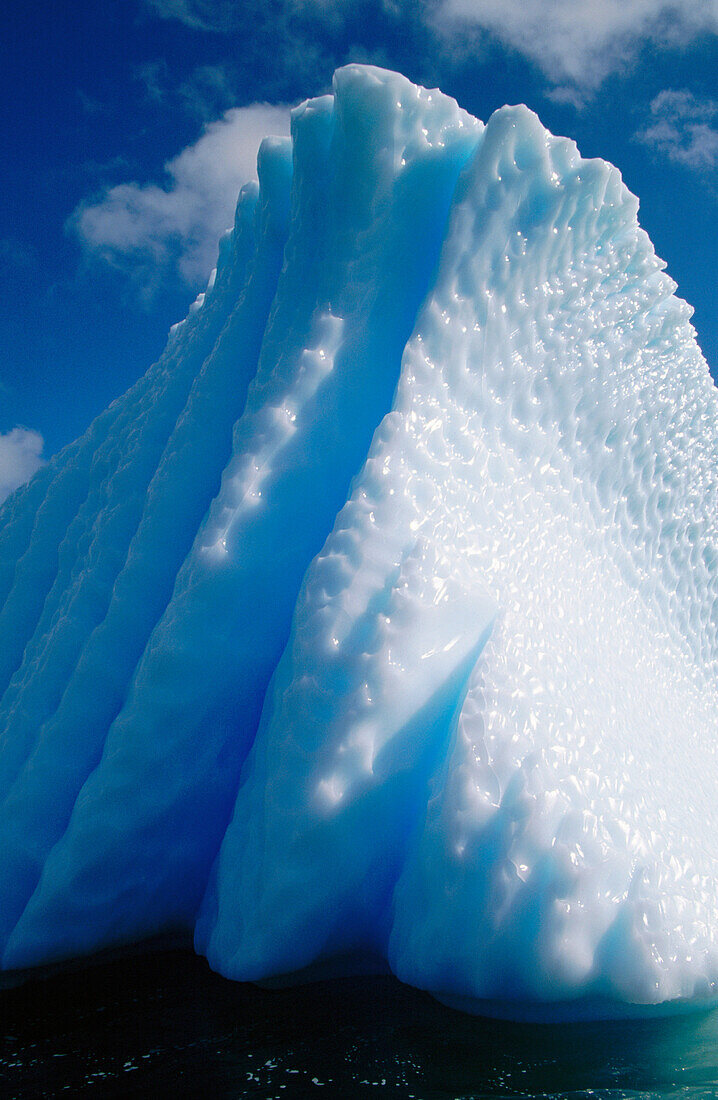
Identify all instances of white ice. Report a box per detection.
[1,66,717,1020]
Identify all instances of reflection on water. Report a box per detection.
[2,950,718,1098]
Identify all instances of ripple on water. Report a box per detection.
[2,951,718,1098]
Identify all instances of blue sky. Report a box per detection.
[1,0,716,484]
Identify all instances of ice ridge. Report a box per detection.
[1,65,717,1020]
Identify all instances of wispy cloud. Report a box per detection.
[637,89,718,168]
[0,237,38,275]
[0,428,44,505]
[71,103,290,294]
[135,60,237,120]
[435,0,717,91]
[144,0,718,96]
[143,0,241,32]
[177,64,238,119]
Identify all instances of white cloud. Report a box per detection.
[637,89,718,168]
[0,428,44,505]
[72,103,291,291]
[433,0,717,91]
[75,2,716,301]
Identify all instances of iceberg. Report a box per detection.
[1,65,717,1020]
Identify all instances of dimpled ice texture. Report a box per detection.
[1,65,717,1020]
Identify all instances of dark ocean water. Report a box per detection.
[2,949,718,1099]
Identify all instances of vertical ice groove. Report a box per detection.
[197,537,496,978]
[4,67,483,970]
[0,453,69,609]
[0,402,128,697]
[0,146,292,964]
[0,180,264,803]
[0,185,256,718]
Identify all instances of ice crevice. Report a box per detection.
[0,65,717,1021]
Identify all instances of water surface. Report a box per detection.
[2,950,718,1097]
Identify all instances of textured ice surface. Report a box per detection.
[1,66,717,1019]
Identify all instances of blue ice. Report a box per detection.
[1,65,717,1020]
